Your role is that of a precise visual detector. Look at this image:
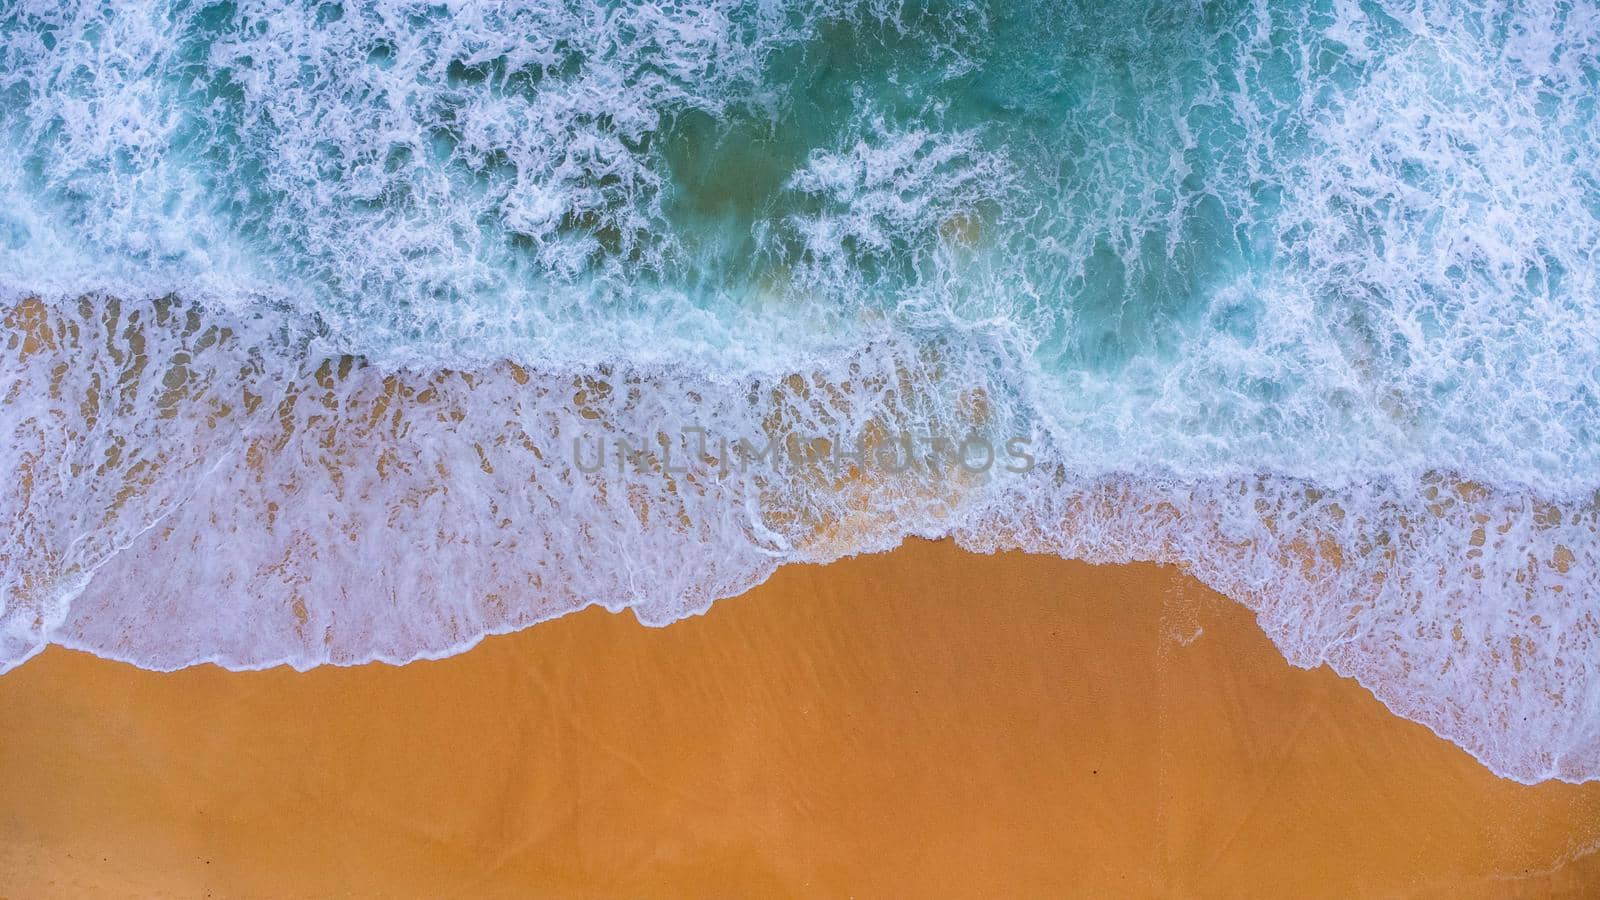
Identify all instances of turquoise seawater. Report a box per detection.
[1,1,1598,783]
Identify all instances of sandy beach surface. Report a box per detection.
[2,539,1597,897]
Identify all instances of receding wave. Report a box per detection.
[1,0,1598,784]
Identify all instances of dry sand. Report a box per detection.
[2,539,1598,898]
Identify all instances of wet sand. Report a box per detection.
[2,539,1597,897]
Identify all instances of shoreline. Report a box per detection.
[3,539,1598,896]
[7,292,1591,785]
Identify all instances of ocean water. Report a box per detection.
[1,0,1597,784]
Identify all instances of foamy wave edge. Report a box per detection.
[2,293,1597,786]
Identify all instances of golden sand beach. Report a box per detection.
[2,540,1598,898]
